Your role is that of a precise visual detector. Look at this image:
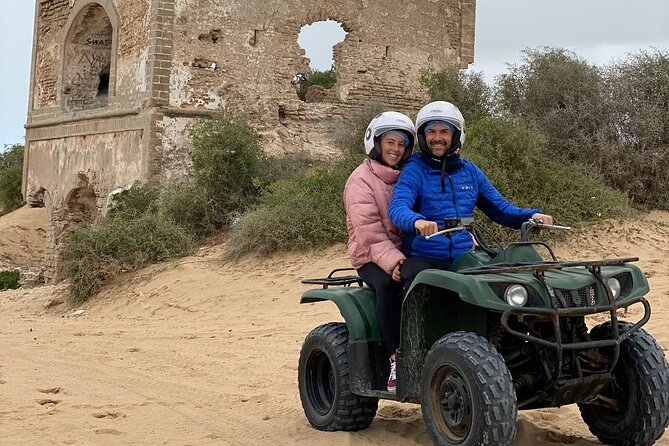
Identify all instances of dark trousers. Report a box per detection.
[357,262,403,354]
[400,256,453,294]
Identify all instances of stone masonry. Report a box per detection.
[24,0,476,280]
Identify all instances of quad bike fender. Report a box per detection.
[404,269,510,312]
[300,287,382,342]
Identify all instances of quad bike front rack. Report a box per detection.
[463,257,651,396]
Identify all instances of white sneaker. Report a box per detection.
[387,357,397,393]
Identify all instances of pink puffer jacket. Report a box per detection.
[344,159,406,275]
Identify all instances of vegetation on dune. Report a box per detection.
[61,117,319,303]
[0,144,25,215]
[497,48,669,208]
[0,270,20,290]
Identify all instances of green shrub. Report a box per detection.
[160,183,219,239]
[62,214,193,304]
[225,156,357,258]
[107,185,160,219]
[420,67,493,122]
[259,151,321,187]
[495,48,669,209]
[0,144,25,214]
[190,116,264,229]
[296,69,337,101]
[496,48,607,158]
[600,50,669,207]
[466,117,633,242]
[0,270,20,290]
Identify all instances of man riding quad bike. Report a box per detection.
[297,218,669,446]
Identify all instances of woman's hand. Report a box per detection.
[391,259,404,282]
[415,219,438,237]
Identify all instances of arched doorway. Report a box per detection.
[62,2,116,111]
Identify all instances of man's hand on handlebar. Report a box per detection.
[531,213,554,225]
[415,219,439,237]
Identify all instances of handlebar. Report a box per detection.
[419,217,571,243]
[420,217,476,240]
[520,218,571,242]
[425,226,467,240]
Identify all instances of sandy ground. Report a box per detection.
[0,206,46,269]
[1,209,668,445]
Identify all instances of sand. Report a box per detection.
[0,208,668,445]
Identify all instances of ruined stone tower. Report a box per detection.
[24,0,476,280]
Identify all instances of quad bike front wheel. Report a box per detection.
[297,322,378,431]
[578,322,669,446]
[421,331,517,446]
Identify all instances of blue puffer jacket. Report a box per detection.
[388,154,540,260]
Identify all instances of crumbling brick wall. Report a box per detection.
[155,0,475,180]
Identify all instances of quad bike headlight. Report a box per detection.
[607,277,621,300]
[505,285,528,307]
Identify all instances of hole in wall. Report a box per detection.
[28,187,47,208]
[97,72,110,97]
[198,29,221,43]
[295,20,347,103]
[192,58,218,71]
[249,30,261,47]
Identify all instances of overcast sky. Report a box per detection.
[1,1,668,147]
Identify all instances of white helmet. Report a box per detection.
[415,101,465,157]
[364,111,416,164]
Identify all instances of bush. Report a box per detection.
[160,183,219,239]
[62,214,193,304]
[497,48,606,159]
[599,50,669,207]
[466,117,633,242]
[191,117,264,226]
[107,185,160,219]
[420,67,493,122]
[296,69,337,101]
[225,156,357,258]
[495,47,669,209]
[259,150,321,187]
[0,144,25,214]
[61,115,271,303]
[0,270,20,290]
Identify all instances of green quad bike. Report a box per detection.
[297,218,669,446]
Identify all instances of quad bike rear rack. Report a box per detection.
[301,268,363,289]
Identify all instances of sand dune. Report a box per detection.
[0,209,667,445]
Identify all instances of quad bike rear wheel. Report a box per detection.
[578,322,669,446]
[298,322,378,431]
[421,331,517,446]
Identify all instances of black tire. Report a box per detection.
[578,322,669,446]
[297,322,378,431]
[421,331,517,446]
